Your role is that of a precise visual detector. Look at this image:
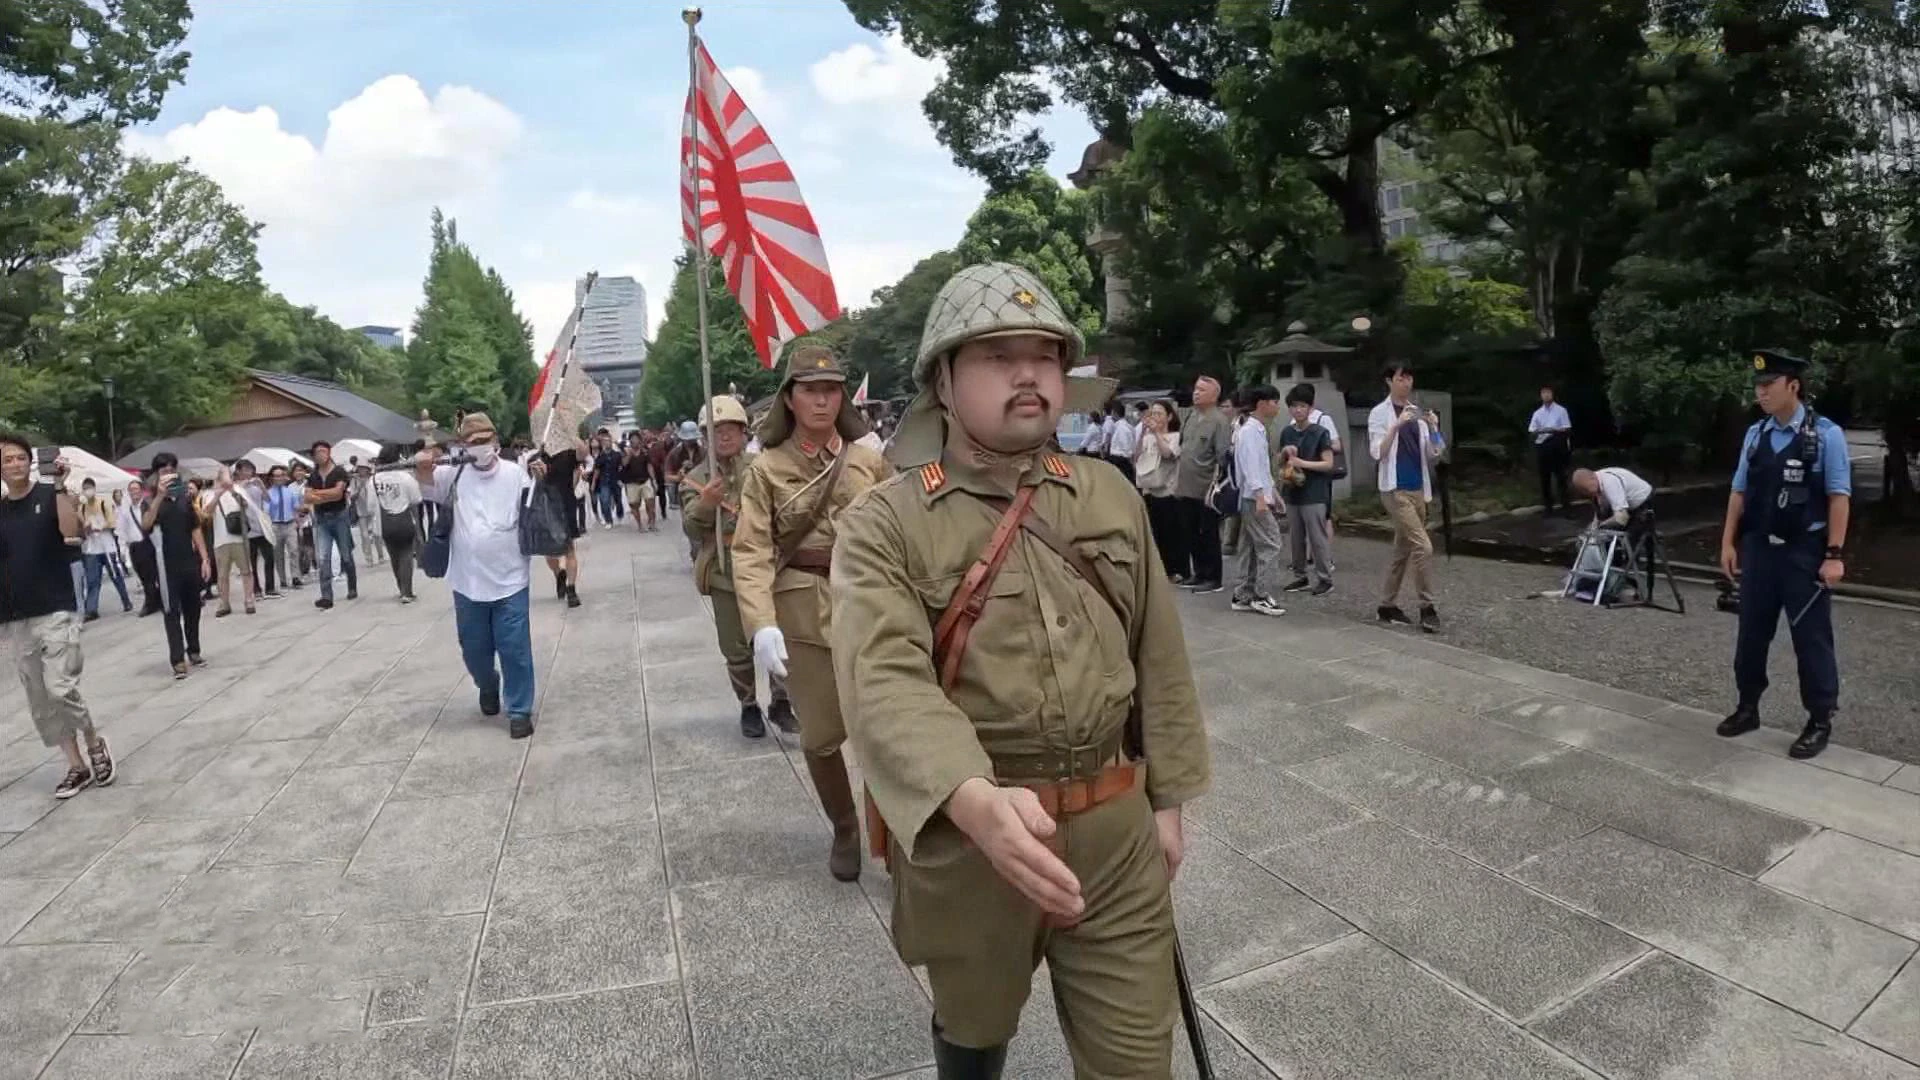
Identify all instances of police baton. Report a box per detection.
[1789,581,1830,628]
[1173,932,1215,1078]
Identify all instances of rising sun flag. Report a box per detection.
[679,37,840,368]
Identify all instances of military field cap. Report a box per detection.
[457,412,497,441]
[758,340,869,447]
[1750,348,1809,384]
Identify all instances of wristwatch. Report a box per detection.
[1823,545,1844,559]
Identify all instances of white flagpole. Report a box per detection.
[538,271,598,452]
[684,8,724,572]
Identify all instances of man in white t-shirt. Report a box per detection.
[1572,467,1653,527]
[417,412,542,739]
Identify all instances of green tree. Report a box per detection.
[11,161,268,451]
[954,171,1103,337]
[405,210,531,432]
[638,250,774,427]
[832,249,963,401]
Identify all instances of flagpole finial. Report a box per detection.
[682,7,702,27]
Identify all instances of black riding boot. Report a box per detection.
[1789,710,1832,760]
[933,1020,1007,1080]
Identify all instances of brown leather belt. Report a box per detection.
[1013,762,1139,819]
[786,547,832,574]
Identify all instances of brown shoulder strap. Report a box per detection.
[931,486,1037,691]
[774,446,850,571]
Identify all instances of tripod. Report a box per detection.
[1563,508,1686,613]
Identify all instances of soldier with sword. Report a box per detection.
[831,262,1214,1078]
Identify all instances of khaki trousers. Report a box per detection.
[784,640,846,756]
[1380,490,1436,607]
[898,786,1177,1077]
[709,586,786,707]
[4,610,97,748]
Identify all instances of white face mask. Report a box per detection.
[468,442,499,468]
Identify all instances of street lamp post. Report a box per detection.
[102,376,117,459]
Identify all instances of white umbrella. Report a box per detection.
[332,438,382,467]
[51,445,137,493]
[240,447,313,473]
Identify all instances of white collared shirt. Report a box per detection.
[1529,403,1571,444]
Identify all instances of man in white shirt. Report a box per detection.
[117,479,161,616]
[1229,386,1286,617]
[1368,362,1447,632]
[1572,467,1653,527]
[1105,401,1139,482]
[1078,409,1109,457]
[1528,386,1573,513]
[417,412,543,740]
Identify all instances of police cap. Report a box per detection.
[1750,348,1809,385]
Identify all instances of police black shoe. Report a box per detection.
[1716,704,1760,738]
[1788,712,1832,760]
[767,698,798,735]
[932,1020,1007,1080]
[740,703,766,739]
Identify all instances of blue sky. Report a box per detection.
[128,0,1097,352]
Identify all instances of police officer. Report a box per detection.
[680,395,793,739]
[731,343,890,881]
[832,262,1211,1077]
[1716,349,1850,759]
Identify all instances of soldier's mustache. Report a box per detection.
[1005,392,1049,414]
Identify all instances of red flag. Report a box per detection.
[681,40,839,368]
[528,348,557,412]
[851,372,869,407]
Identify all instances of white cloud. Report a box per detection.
[810,34,941,107]
[567,188,657,218]
[127,75,522,236]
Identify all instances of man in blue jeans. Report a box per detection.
[305,441,358,609]
[416,412,541,739]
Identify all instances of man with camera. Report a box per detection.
[1368,362,1446,633]
[1,435,115,798]
[141,453,213,679]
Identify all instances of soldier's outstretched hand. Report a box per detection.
[947,778,1084,922]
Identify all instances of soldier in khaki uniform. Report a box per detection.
[681,395,794,740]
[731,343,891,881]
[831,262,1211,1077]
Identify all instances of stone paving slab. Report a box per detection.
[1514,829,1915,1028]
[3,523,1917,1078]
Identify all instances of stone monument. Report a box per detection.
[1067,136,1134,376]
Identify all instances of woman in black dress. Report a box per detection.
[538,440,586,608]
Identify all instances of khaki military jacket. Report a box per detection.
[732,435,891,647]
[830,450,1211,858]
[681,450,754,595]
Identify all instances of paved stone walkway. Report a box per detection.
[0,523,1915,1079]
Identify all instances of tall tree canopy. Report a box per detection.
[405,210,534,435]
[638,251,776,427]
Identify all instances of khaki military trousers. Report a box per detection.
[709,586,787,707]
[894,786,1177,1078]
[783,640,847,756]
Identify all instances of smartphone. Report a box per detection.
[169,475,187,500]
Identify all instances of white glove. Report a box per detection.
[753,626,789,679]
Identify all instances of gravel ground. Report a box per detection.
[1212,531,1920,765]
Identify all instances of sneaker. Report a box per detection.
[315,598,333,610]
[1191,580,1224,595]
[479,688,502,717]
[1310,580,1335,596]
[767,698,798,735]
[54,765,92,799]
[215,606,231,618]
[1418,605,1440,634]
[1250,597,1287,618]
[172,663,189,680]
[1171,573,1191,587]
[400,594,415,605]
[263,591,284,600]
[244,604,256,615]
[84,612,100,623]
[508,713,535,739]
[188,653,207,667]
[88,738,114,787]
[1281,577,1312,593]
[1377,605,1412,625]
[1229,597,1254,612]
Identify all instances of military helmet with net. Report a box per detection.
[913,262,1085,387]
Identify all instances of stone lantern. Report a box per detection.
[1067,137,1133,374]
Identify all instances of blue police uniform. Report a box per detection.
[1719,350,1850,759]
